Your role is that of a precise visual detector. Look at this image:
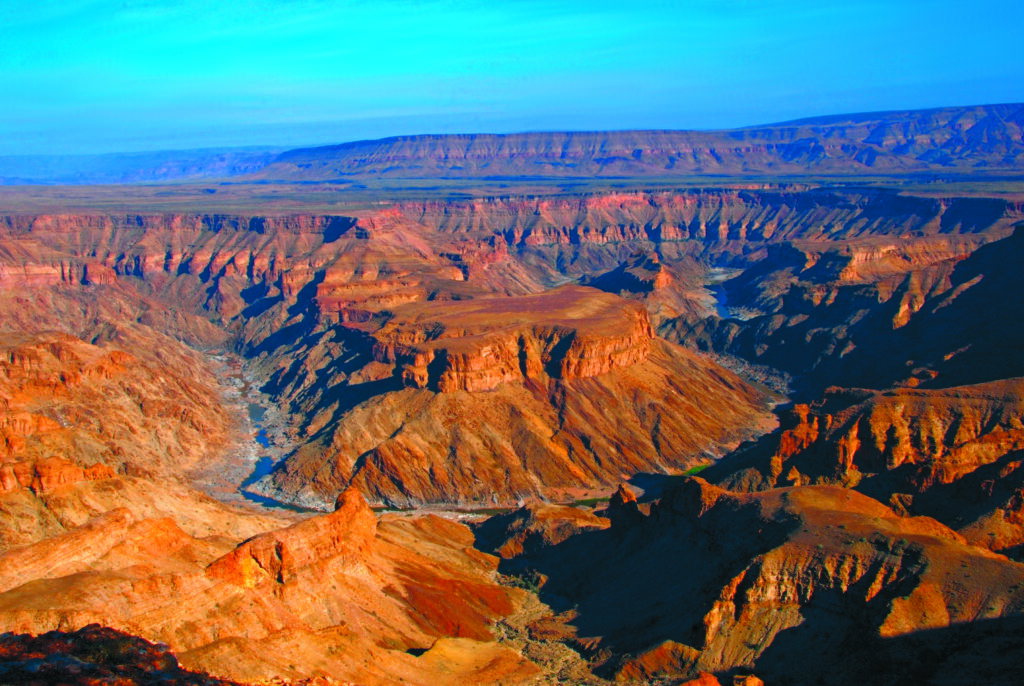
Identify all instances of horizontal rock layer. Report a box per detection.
[371,285,653,392]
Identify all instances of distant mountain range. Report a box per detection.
[3,103,1021,185]
[0,147,283,185]
[259,104,1024,181]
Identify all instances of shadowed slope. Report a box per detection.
[479,478,1024,684]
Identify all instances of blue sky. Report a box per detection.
[2,0,1022,154]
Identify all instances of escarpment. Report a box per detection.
[0,189,1019,511]
[1,188,1018,510]
[668,225,1024,395]
[256,106,1024,181]
[0,457,115,495]
[253,336,774,509]
[707,381,1024,493]
[371,285,654,392]
[703,380,1024,557]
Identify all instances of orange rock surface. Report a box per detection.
[0,489,539,685]
[254,338,774,508]
[371,285,653,392]
[705,380,1024,556]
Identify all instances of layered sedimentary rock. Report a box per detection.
[670,225,1024,394]
[257,105,1024,180]
[0,456,114,496]
[487,477,1024,685]
[702,380,1024,558]
[371,285,653,392]
[207,488,377,587]
[0,332,231,476]
[253,337,774,509]
[3,189,1015,509]
[707,381,1024,493]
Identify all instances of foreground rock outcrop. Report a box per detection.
[0,624,237,685]
[0,489,539,685]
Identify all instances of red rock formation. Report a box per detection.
[371,286,654,392]
[0,332,232,476]
[672,225,1024,394]
[488,477,1024,684]
[0,501,539,685]
[704,380,1024,555]
[473,503,610,559]
[0,457,114,495]
[207,488,377,587]
[713,381,1024,493]
[254,338,775,509]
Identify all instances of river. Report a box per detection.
[189,353,314,514]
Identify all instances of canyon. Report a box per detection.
[1,106,1024,684]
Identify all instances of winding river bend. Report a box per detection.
[189,353,313,514]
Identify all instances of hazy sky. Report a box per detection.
[3,0,1022,154]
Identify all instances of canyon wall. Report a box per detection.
[0,188,1019,508]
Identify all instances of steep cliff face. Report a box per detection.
[0,457,114,495]
[486,478,1024,685]
[0,189,1018,509]
[411,190,1021,254]
[371,286,653,392]
[670,225,1024,395]
[708,381,1024,494]
[703,380,1024,558]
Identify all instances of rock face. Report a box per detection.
[207,487,377,587]
[473,503,610,560]
[0,332,232,477]
[3,135,1024,685]
[708,381,1024,493]
[702,380,1024,557]
[485,477,1024,685]
[2,187,1018,510]
[0,457,114,495]
[371,285,654,392]
[671,226,1024,395]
